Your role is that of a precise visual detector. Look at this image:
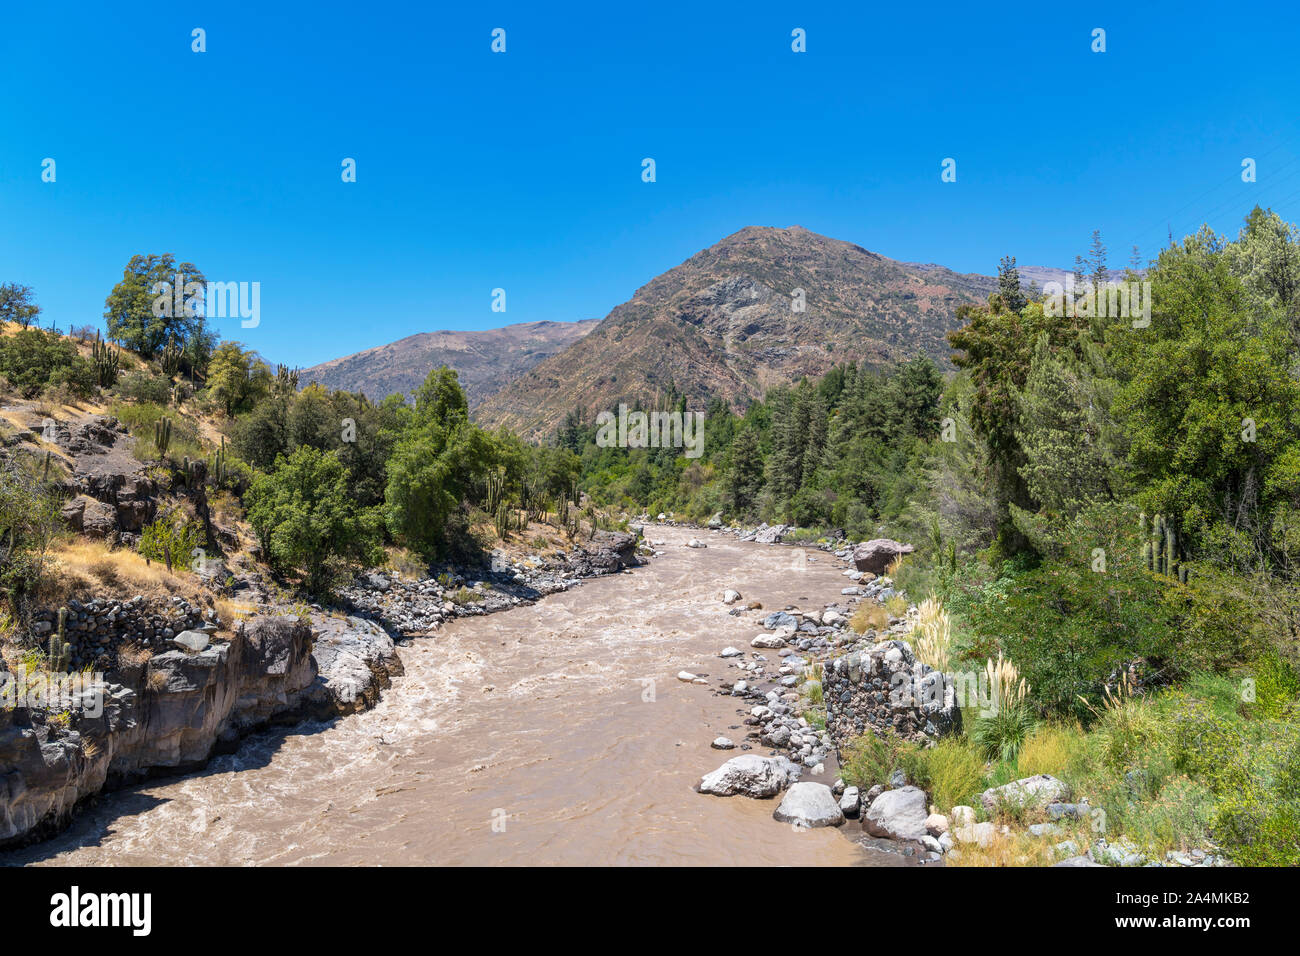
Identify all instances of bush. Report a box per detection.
[970,702,1036,762]
[115,369,172,405]
[906,737,986,812]
[0,328,95,398]
[1251,650,1300,719]
[246,446,383,593]
[138,515,204,569]
[838,731,922,792]
[1017,722,1090,780]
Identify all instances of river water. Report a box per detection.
[11,527,894,866]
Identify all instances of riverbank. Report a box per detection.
[4,526,887,865]
[0,530,645,851]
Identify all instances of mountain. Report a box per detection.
[1014,265,1146,290]
[475,225,998,439]
[300,319,600,407]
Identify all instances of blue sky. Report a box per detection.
[3,1,1299,368]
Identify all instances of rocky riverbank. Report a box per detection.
[679,525,1233,868]
[0,529,643,850]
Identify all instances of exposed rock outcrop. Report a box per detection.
[0,612,400,849]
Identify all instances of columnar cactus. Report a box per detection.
[92,332,120,387]
[1140,511,1186,582]
[161,334,182,377]
[48,606,71,672]
[154,416,172,457]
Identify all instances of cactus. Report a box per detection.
[486,468,505,514]
[1141,511,1187,583]
[41,449,51,482]
[494,501,511,539]
[91,332,120,388]
[161,334,182,377]
[209,436,228,487]
[275,364,300,394]
[154,416,172,457]
[48,607,71,672]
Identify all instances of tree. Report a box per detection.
[725,425,764,517]
[1088,230,1108,291]
[206,341,270,416]
[1112,230,1300,558]
[104,254,206,358]
[384,367,492,555]
[245,446,381,592]
[998,255,1027,313]
[0,283,41,329]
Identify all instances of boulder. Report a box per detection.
[862,785,930,841]
[722,589,742,605]
[839,786,861,818]
[773,782,845,828]
[697,755,800,798]
[980,774,1070,813]
[710,737,735,750]
[171,630,211,654]
[851,539,915,574]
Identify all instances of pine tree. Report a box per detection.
[998,255,1027,313]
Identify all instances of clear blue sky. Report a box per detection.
[3,1,1299,368]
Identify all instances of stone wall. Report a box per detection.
[30,597,212,672]
[824,640,959,750]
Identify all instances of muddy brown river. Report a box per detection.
[11,527,896,866]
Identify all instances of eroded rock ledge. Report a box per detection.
[0,611,399,849]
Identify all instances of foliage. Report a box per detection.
[103,254,206,358]
[0,328,95,398]
[245,446,383,592]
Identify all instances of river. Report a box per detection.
[9,526,896,866]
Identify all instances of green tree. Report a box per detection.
[0,283,41,329]
[103,254,207,358]
[245,446,381,592]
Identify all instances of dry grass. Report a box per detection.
[41,539,202,605]
[383,546,428,580]
[116,641,153,667]
[884,593,909,618]
[945,826,1067,867]
[885,554,906,578]
[850,602,891,635]
[214,598,256,630]
[146,668,169,692]
[986,652,1029,709]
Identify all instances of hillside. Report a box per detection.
[475,226,998,439]
[300,319,599,406]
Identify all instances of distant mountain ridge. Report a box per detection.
[300,319,599,407]
[475,225,1000,439]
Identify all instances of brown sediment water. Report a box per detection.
[14,527,901,866]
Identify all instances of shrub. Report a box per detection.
[850,602,889,635]
[838,731,922,791]
[0,328,97,398]
[907,737,986,812]
[115,368,172,405]
[138,515,204,569]
[246,446,384,593]
[1017,722,1090,780]
[1251,650,1300,719]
